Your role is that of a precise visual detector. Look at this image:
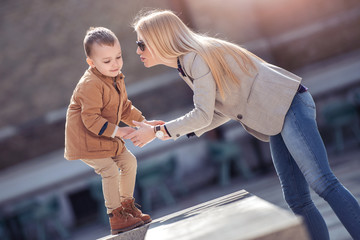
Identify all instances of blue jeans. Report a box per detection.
[269,91,360,240]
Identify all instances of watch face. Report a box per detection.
[155,130,164,139]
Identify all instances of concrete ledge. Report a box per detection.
[97,223,150,240]
[98,190,309,240]
[145,190,308,240]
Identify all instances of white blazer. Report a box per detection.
[165,52,301,142]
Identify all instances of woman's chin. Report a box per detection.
[143,62,152,68]
[143,61,159,68]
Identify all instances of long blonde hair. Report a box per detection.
[133,9,259,99]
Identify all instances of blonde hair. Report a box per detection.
[133,9,260,99]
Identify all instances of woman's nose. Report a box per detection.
[136,47,142,55]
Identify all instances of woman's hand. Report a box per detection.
[123,121,156,147]
[143,119,165,126]
[115,127,136,138]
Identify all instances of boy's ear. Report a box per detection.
[86,57,95,67]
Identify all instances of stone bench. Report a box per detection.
[98,190,309,240]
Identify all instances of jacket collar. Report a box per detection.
[89,67,124,84]
[178,52,199,78]
[177,57,187,77]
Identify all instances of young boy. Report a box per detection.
[64,27,156,234]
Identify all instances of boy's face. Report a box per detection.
[87,40,123,77]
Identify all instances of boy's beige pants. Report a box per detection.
[81,148,137,214]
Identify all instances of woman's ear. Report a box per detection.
[86,57,95,67]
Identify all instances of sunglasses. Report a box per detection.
[136,40,146,51]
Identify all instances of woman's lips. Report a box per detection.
[140,57,145,62]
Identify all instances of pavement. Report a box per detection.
[70,144,360,240]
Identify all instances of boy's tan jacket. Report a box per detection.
[64,68,144,160]
[165,52,302,142]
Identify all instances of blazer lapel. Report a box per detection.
[178,55,194,90]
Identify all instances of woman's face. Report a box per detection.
[136,38,160,68]
[136,40,159,68]
[136,33,178,69]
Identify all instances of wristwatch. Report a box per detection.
[154,125,164,139]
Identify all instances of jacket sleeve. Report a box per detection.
[165,54,217,140]
[120,82,145,126]
[194,111,231,137]
[121,99,145,127]
[76,80,117,138]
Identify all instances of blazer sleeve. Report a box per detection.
[194,111,231,137]
[165,54,217,140]
[77,81,117,138]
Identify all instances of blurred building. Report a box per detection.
[1,0,360,168]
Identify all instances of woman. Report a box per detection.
[125,9,360,239]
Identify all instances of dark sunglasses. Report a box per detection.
[136,40,146,51]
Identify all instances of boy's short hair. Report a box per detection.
[84,27,118,57]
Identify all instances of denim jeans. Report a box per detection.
[269,91,360,240]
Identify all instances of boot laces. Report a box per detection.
[132,202,142,211]
[113,208,131,219]
[124,198,142,211]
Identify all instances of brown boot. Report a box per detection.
[109,207,144,235]
[121,198,152,224]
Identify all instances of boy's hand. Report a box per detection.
[123,121,156,147]
[143,119,165,126]
[115,127,136,138]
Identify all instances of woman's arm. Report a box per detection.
[124,54,219,146]
[194,111,231,137]
[143,119,166,126]
[165,54,217,139]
